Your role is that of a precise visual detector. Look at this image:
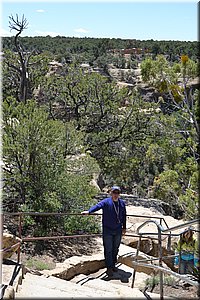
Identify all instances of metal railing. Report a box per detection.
[131,218,199,300]
[2,211,169,262]
[2,211,199,300]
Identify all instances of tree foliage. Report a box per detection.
[2,14,199,232]
[140,55,199,218]
[3,98,100,234]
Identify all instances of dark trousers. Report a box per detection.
[102,226,122,268]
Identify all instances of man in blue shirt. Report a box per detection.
[81,186,126,276]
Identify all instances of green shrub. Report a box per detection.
[25,257,54,271]
[145,274,177,289]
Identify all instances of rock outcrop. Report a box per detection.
[95,193,184,219]
[2,233,22,260]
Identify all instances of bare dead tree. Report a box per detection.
[9,14,28,34]
[8,14,33,102]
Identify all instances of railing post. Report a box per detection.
[167,234,171,251]
[136,220,165,299]
[17,213,22,263]
[131,234,141,288]
[158,226,164,300]
[0,213,3,299]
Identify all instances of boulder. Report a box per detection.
[3,232,21,259]
[42,253,106,280]
[42,242,169,280]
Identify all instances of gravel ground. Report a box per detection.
[152,283,199,299]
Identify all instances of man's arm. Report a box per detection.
[81,199,106,215]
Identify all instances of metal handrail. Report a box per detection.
[161,218,199,233]
[1,241,21,253]
[136,218,199,235]
[2,211,168,266]
[137,220,163,300]
[22,234,102,242]
[131,218,200,300]
[3,211,199,300]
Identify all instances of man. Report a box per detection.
[81,186,126,276]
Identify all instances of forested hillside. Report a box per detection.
[2,35,197,60]
[2,15,199,237]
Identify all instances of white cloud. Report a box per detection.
[36,9,45,13]
[73,34,84,38]
[34,30,61,37]
[0,28,12,37]
[74,28,89,33]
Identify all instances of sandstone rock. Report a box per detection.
[3,233,21,259]
[42,242,168,281]
[71,273,146,298]
[42,253,105,280]
[95,193,184,219]
[16,272,147,298]
[2,285,15,299]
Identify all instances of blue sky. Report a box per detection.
[1,1,198,41]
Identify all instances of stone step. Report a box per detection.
[71,272,147,298]
[16,268,171,299]
[70,263,165,299]
[15,272,149,298]
[71,262,150,290]
[14,239,178,299]
[16,273,115,298]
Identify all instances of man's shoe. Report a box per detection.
[112,266,118,272]
[106,268,113,276]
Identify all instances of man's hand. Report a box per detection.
[81,211,89,215]
[122,228,126,235]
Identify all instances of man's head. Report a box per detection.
[111,186,121,201]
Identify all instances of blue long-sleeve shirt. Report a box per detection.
[88,197,126,230]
